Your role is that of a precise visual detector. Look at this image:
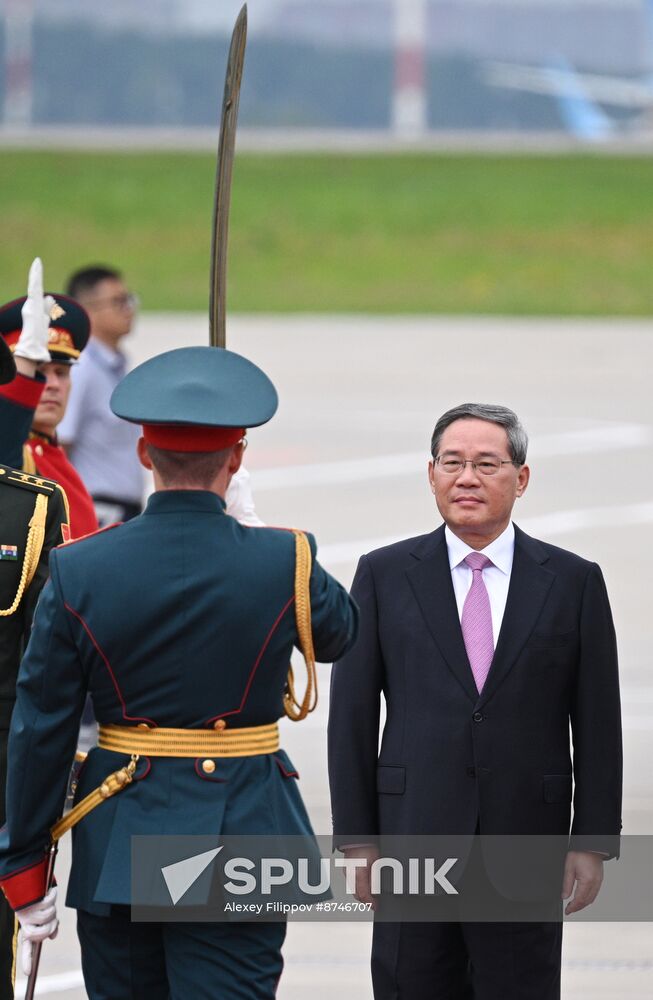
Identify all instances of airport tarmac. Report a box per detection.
[13,314,653,998]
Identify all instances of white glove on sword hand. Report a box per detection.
[15,257,55,364]
[16,885,59,976]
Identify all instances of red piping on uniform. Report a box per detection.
[57,523,121,549]
[206,594,295,726]
[274,755,299,779]
[64,603,157,727]
[194,759,228,783]
[134,758,152,782]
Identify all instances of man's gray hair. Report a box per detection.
[430,403,528,465]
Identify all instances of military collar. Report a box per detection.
[29,429,57,447]
[143,490,227,516]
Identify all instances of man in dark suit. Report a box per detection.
[328,402,622,1000]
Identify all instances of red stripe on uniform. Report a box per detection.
[64,603,157,727]
[206,594,296,726]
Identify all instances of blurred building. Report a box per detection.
[2,0,651,130]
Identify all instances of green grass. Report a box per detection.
[1,151,653,314]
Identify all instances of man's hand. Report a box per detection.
[561,850,604,915]
[341,845,380,911]
[15,885,59,976]
[15,257,54,369]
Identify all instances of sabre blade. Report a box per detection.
[209,3,248,348]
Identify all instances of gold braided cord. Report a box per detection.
[54,482,71,528]
[0,493,48,617]
[51,756,139,842]
[284,530,318,722]
[22,445,37,475]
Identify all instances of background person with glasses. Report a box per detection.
[60,265,264,528]
[59,265,144,526]
[329,401,622,1000]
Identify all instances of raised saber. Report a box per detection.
[209,3,248,348]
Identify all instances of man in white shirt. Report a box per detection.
[59,267,143,526]
[328,402,622,1000]
[60,266,263,528]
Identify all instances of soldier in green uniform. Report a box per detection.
[0,336,69,999]
[0,345,357,999]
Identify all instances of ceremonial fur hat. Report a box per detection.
[0,294,90,363]
[110,346,279,452]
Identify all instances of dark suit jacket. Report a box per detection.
[328,523,622,890]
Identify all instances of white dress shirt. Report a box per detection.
[445,522,515,645]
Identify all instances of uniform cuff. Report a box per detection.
[0,857,48,911]
[0,372,45,410]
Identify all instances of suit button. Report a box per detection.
[202,760,216,774]
[466,766,476,778]
[473,712,484,723]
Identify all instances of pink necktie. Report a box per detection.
[461,552,494,693]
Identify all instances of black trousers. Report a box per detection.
[77,907,286,1000]
[371,840,563,1000]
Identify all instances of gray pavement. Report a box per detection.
[14,315,653,998]
[2,126,653,155]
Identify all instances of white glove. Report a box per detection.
[16,886,59,976]
[226,466,264,527]
[15,258,55,364]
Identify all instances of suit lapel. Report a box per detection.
[477,525,556,708]
[406,526,479,704]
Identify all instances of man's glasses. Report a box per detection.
[433,457,517,477]
[89,293,139,312]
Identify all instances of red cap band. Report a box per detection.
[142,424,245,453]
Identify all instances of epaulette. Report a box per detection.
[57,522,122,548]
[0,464,57,496]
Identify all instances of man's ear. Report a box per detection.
[427,460,436,494]
[137,436,153,471]
[516,463,530,497]
[228,440,245,476]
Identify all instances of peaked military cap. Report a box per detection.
[110,346,278,452]
[0,294,90,363]
[0,334,16,384]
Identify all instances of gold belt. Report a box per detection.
[51,721,280,843]
[98,721,280,758]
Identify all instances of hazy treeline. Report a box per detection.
[1,21,564,129]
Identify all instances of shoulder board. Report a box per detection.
[0,465,57,495]
[263,525,309,535]
[57,522,122,549]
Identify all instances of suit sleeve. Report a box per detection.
[0,373,45,471]
[0,551,87,909]
[304,533,358,663]
[569,562,622,858]
[328,554,383,845]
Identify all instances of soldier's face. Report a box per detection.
[428,418,529,547]
[33,363,72,434]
